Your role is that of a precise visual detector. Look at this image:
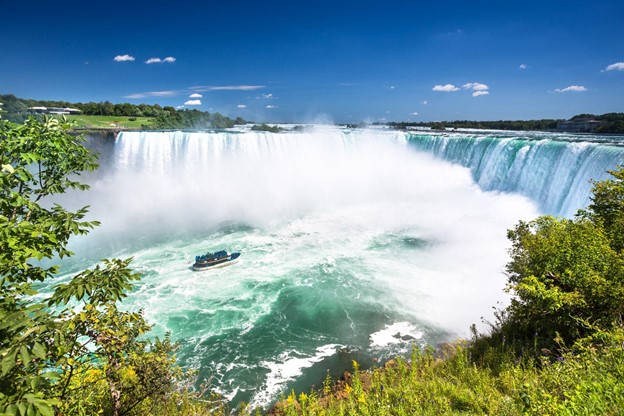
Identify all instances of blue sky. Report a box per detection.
[1,0,623,123]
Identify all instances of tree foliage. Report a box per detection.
[0,115,221,415]
[0,94,246,129]
[502,166,624,351]
[387,113,624,133]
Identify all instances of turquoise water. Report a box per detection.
[406,130,624,216]
[57,126,622,408]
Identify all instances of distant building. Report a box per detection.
[28,106,82,115]
[557,118,606,133]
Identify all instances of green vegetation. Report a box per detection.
[388,113,624,133]
[64,115,154,129]
[272,335,624,415]
[151,109,244,129]
[0,115,225,415]
[0,94,245,130]
[389,119,561,132]
[577,113,624,134]
[251,123,284,133]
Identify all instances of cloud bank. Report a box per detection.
[184,99,202,105]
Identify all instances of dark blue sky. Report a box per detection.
[2,0,623,122]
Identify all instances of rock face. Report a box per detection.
[80,130,117,169]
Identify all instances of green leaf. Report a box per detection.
[32,342,46,360]
[32,401,54,416]
[1,349,17,376]
[19,345,31,366]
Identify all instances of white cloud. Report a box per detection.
[422,100,428,105]
[189,93,203,98]
[433,84,460,92]
[265,105,277,109]
[237,104,247,108]
[196,85,265,91]
[125,85,264,100]
[125,90,179,99]
[472,91,489,97]
[410,112,419,116]
[605,62,624,71]
[114,54,135,62]
[175,105,185,110]
[519,64,528,69]
[463,82,489,91]
[146,56,176,64]
[262,93,274,99]
[555,85,587,93]
[184,99,202,105]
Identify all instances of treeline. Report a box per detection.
[0,94,167,119]
[572,112,624,133]
[151,109,246,129]
[388,119,561,131]
[0,94,246,129]
[388,112,624,134]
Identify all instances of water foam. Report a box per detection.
[370,322,423,348]
[251,344,343,408]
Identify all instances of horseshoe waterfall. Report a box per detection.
[57,127,623,408]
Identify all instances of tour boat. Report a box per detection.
[192,250,241,271]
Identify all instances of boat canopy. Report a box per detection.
[195,249,228,263]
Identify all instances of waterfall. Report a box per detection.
[111,128,624,218]
[406,132,624,216]
[69,126,624,407]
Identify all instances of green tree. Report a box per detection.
[584,167,624,252]
[503,167,624,350]
[0,116,220,415]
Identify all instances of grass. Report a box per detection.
[62,115,154,129]
[265,333,624,416]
